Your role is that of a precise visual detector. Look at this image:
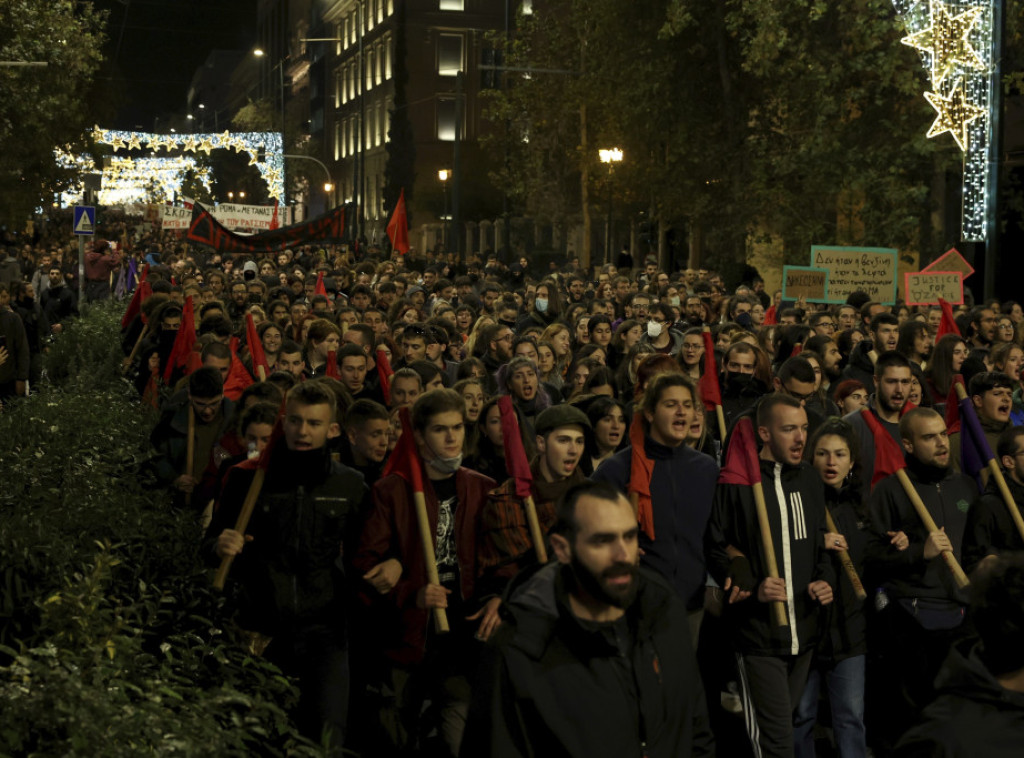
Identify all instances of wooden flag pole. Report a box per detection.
[212,468,267,590]
[715,405,727,442]
[953,382,1024,544]
[824,508,867,601]
[752,481,788,627]
[184,406,196,508]
[121,324,150,374]
[895,469,970,588]
[523,495,548,563]
[413,490,450,633]
[257,365,267,382]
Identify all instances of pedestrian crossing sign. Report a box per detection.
[74,206,95,236]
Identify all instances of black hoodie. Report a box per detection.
[895,641,1024,757]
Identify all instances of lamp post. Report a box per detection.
[254,46,287,203]
[598,148,623,266]
[284,154,336,214]
[439,169,450,252]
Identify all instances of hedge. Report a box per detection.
[0,302,326,756]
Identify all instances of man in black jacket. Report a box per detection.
[464,480,714,758]
[962,425,1024,573]
[705,393,835,758]
[204,381,369,752]
[865,406,975,754]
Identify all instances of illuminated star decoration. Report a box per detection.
[902,3,985,88]
[126,133,143,151]
[924,80,986,151]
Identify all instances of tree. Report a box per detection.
[0,0,108,227]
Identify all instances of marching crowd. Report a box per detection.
[3,228,1024,758]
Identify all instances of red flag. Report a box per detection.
[791,343,803,357]
[163,295,196,383]
[387,188,410,254]
[269,200,280,231]
[325,350,341,379]
[245,313,270,380]
[697,329,721,411]
[120,266,151,328]
[315,271,328,298]
[936,298,960,340]
[718,416,762,486]
[860,408,906,487]
[382,406,425,492]
[498,397,533,498]
[376,348,394,405]
[223,353,254,401]
[944,373,965,434]
[628,414,656,540]
[141,367,161,409]
[763,304,778,326]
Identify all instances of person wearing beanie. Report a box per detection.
[478,404,591,602]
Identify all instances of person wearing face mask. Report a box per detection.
[640,303,684,356]
[516,282,562,331]
[719,342,771,435]
[354,389,496,757]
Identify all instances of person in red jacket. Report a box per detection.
[353,388,495,757]
[83,238,121,302]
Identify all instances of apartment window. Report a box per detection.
[367,0,375,32]
[334,122,341,160]
[384,36,393,79]
[377,0,384,23]
[366,108,374,147]
[438,34,463,77]
[437,98,457,141]
[440,0,464,9]
[383,100,391,142]
[387,0,394,15]
[375,43,383,84]
[366,50,374,90]
[521,0,533,13]
[344,17,351,49]
[348,118,356,154]
[350,12,357,45]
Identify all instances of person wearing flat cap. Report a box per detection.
[476,404,592,619]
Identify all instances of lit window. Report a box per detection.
[387,0,394,15]
[437,98,457,141]
[438,34,463,77]
[384,101,391,142]
[385,36,393,79]
[335,22,343,55]
[440,0,464,9]
[366,50,374,90]
[334,122,341,160]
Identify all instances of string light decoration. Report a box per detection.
[55,150,213,206]
[91,127,285,201]
[893,0,994,241]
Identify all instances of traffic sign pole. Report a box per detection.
[73,205,95,307]
[78,235,85,306]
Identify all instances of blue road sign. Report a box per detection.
[74,206,96,236]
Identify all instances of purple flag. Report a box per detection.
[958,396,991,491]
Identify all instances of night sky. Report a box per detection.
[92,0,257,129]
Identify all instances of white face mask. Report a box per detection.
[669,296,681,307]
[535,298,549,313]
[647,321,663,338]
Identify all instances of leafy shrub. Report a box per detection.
[0,305,327,756]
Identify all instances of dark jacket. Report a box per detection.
[843,403,900,504]
[462,562,714,758]
[40,284,77,325]
[0,308,29,384]
[839,340,875,389]
[149,393,235,486]
[202,448,369,634]
[719,374,769,437]
[895,640,1024,757]
[865,455,974,606]
[591,435,719,611]
[705,459,835,656]
[12,297,49,354]
[352,467,495,665]
[818,483,868,663]
[963,475,1024,574]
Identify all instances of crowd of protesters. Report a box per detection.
[4,221,1024,758]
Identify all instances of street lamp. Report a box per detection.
[439,169,450,252]
[598,148,623,266]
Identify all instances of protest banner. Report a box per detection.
[810,246,898,305]
[161,203,291,232]
[781,266,830,302]
[904,271,964,306]
[921,248,975,279]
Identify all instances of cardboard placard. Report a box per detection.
[781,266,830,302]
[810,246,898,305]
[921,248,974,279]
[904,271,964,306]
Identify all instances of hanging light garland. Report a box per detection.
[54,150,213,207]
[894,0,994,241]
[91,126,285,201]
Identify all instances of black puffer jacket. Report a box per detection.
[963,475,1024,574]
[463,562,714,758]
[203,446,370,634]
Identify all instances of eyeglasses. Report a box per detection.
[817,322,836,329]
[781,385,816,402]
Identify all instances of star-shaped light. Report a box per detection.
[197,137,215,154]
[902,2,986,88]
[247,150,260,166]
[127,134,143,151]
[109,135,127,151]
[924,81,986,151]
[181,136,199,153]
[215,130,232,148]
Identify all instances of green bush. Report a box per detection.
[0,304,327,756]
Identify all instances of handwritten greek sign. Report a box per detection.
[161,203,291,232]
[781,266,829,302]
[921,248,975,279]
[904,271,964,306]
[810,246,898,305]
